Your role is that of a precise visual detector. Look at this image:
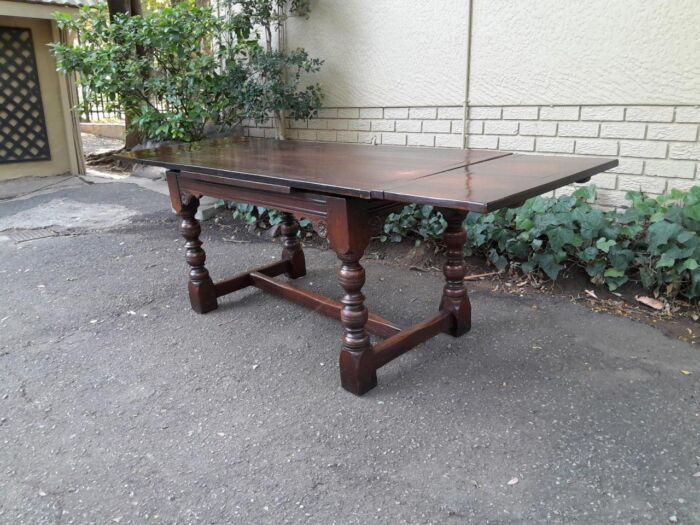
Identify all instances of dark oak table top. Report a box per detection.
[119,137,617,212]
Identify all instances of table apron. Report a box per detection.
[175,171,332,221]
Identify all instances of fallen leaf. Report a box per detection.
[681,370,691,376]
[584,289,598,300]
[635,295,664,311]
[507,477,519,486]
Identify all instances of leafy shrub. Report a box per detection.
[51,1,322,142]
[53,4,242,141]
[382,186,700,301]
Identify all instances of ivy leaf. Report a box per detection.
[681,258,699,271]
[516,217,534,231]
[533,253,562,280]
[604,268,625,278]
[547,227,580,252]
[655,254,676,268]
[677,231,696,244]
[596,238,616,253]
[646,221,683,252]
[488,248,508,271]
[578,246,599,262]
[605,274,629,291]
[683,204,700,222]
[690,269,700,298]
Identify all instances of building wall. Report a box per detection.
[469,0,700,106]
[0,15,73,180]
[276,1,700,207]
[285,0,469,107]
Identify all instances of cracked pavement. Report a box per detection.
[0,176,699,524]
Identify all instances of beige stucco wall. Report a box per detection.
[470,0,700,106]
[286,0,700,108]
[0,15,73,181]
[285,0,470,107]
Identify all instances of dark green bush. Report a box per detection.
[51,1,322,142]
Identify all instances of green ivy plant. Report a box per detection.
[381,205,447,244]
[382,186,700,301]
[229,203,310,231]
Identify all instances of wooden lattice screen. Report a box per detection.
[0,26,51,164]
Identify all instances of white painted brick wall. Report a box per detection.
[502,106,539,120]
[337,108,359,118]
[626,106,675,122]
[409,107,437,119]
[536,137,575,154]
[359,108,382,119]
[422,119,451,133]
[396,120,422,133]
[519,121,557,136]
[437,107,463,119]
[371,120,395,132]
[246,104,700,209]
[499,135,535,151]
[558,122,599,137]
[619,140,667,159]
[600,123,646,139]
[484,120,518,135]
[647,124,698,142]
[408,133,435,147]
[676,107,700,123]
[581,106,625,121]
[383,108,409,119]
[539,106,579,121]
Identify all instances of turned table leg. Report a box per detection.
[180,196,218,314]
[439,209,471,336]
[327,199,376,395]
[337,253,376,395]
[280,212,306,279]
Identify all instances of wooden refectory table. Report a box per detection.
[119,138,617,395]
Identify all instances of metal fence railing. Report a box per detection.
[73,28,123,122]
[77,83,124,122]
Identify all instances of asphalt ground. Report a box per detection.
[0,178,698,524]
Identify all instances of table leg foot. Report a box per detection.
[281,212,306,279]
[439,209,471,337]
[340,347,377,395]
[180,196,218,314]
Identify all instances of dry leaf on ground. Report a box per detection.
[635,295,665,311]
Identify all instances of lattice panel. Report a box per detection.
[0,27,51,164]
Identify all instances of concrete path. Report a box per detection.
[0,177,698,524]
